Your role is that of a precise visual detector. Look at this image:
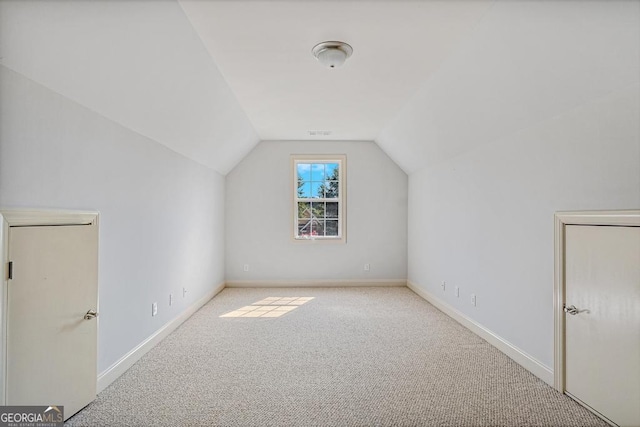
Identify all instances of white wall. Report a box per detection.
[0,66,226,374]
[225,140,407,283]
[378,0,640,371]
[408,86,640,370]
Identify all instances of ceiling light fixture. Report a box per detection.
[312,41,353,69]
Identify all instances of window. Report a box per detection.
[292,155,346,241]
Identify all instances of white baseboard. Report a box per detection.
[407,280,554,386]
[225,279,407,288]
[97,282,225,393]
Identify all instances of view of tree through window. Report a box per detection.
[295,161,341,238]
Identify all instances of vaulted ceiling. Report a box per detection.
[1,1,638,175]
[179,0,491,142]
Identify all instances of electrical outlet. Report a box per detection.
[183,287,188,298]
[169,294,173,306]
[152,302,158,316]
[455,286,460,297]
[364,263,370,271]
[243,264,249,272]
[441,281,446,291]
[471,293,476,306]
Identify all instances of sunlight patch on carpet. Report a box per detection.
[220,297,314,318]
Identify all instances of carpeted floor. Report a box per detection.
[66,287,606,426]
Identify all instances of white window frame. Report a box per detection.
[291,154,346,243]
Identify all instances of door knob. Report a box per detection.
[564,305,579,315]
[563,304,589,315]
[84,310,98,320]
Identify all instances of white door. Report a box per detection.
[565,225,640,427]
[7,224,98,420]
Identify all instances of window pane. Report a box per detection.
[298,183,311,198]
[297,163,311,182]
[311,181,324,198]
[311,202,325,219]
[298,219,311,237]
[311,163,325,181]
[325,163,339,180]
[325,181,339,198]
[311,220,325,236]
[325,220,339,236]
[298,202,311,219]
[296,179,305,197]
[326,202,338,218]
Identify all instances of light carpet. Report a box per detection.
[66,287,607,426]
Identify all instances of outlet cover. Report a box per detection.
[152,302,158,316]
[471,294,477,306]
[364,263,370,271]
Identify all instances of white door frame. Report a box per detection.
[553,209,640,392]
[0,209,99,405]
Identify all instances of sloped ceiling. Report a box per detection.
[178,0,492,142]
[1,1,638,175]
[377,0,640,173]
[0,0,259,175]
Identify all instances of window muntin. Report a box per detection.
[293,156,345,241]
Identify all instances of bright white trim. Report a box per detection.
[553,210,640,392]
[555,210,640,227]
[226,279,406,288]
[0,209,98,227]
[291,154,347,243]
[97,282,225,393]
[407,280,554,386]
[0,209,100,405]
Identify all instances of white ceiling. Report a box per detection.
[1,1,637,175]
[378,0,640,173]
[0,0,260,175]
[179,0,492,142]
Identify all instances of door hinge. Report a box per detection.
[7,261,13,280]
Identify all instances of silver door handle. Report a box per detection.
[564,304,589,315]
[84,310,98,320]
[564,305,579,315]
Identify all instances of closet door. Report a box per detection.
[7,224,98,420]
[565,224,640,427]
